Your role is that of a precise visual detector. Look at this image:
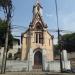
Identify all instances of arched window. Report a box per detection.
[36,22,43,30]
[49,39,50,45]
[36,25,42,30]
[35,22,43,44]
[35,32,43,44]
[36,33,38,43]
[39,32,43,44]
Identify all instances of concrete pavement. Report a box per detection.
[0,72,75,75]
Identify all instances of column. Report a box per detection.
[62,50,68,61]
[62,50,71,70]
[42,49,47,71]
[28,48,33,71]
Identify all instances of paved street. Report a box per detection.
[0,72,75,75]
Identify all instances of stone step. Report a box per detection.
[32,69,42,72]
[33,65,42,69]
[32,65,42,72]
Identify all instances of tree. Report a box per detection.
[0,19,7,47]
[61,33,75,52]
[0,19,13,47]
[0,0,12,14]
[0,0,13,73]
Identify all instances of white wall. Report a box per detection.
[44,60,71,72]
[6,60,28,72]
[0,60,71,72]
[48,61,60,72]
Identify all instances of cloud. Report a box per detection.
[52,12,75,44]
[53,38,58,44]
[60,12,75,31]
[45,13,53,18]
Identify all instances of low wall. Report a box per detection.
[62,61,71,70]
[48,61,60,72]
[0,60,71,72]
[44,60,71,72]
[6,60,28,72]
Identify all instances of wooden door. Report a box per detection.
[34,51,42,65]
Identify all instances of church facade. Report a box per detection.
[21,0,54,70]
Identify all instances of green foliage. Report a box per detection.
[54,33,75,55]
[61,33,75,52]
[0,19,13,47]
[54,45,60,56]
[0,19,7,47]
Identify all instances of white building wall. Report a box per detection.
[7,41,20,59]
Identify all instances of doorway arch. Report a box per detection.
[34,51,42,65]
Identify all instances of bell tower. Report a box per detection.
[33,0,43,16]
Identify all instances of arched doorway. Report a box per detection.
[34,51,42,65]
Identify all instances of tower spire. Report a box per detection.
[33,0,43,16]
[36,0,40,4]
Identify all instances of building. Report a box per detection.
[7,38,20,60]
[21,0,54,69]
[0,38,20,62]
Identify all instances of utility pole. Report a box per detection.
[1,0,13,73]
[55,0,63,72]
[58,29,63,72]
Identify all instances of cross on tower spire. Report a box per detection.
[36,0,40,4]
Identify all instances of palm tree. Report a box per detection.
[0,0,12,19]
[0,0,13,74]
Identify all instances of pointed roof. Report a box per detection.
[31,0,47,29]
[37,0,39,3]
[36,0,40,4]
[33,0,43,15]
[36,0,42,7]
[31,13,47,28]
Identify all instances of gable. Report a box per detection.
[47,31,53,39]
[31,13,46,29]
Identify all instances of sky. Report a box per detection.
[0,0,75,44]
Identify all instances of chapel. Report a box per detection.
[21,0,54,69]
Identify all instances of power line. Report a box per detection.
[0,24,75,33]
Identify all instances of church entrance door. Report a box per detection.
[34,51,42,65]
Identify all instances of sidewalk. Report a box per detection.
[0,72,75,75]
